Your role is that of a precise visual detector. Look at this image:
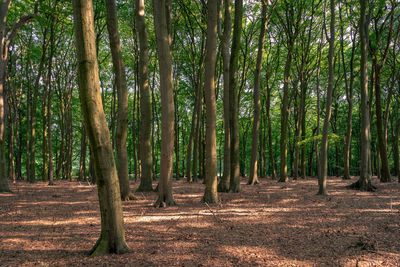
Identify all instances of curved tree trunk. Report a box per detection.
[105,0,135,200]
[136,0,153,192]
[72,0,130,255]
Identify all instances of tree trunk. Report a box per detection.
[72,0,130,255]
[228,0,243,193]
[248,1,267,185]
[374,67,391,183]
[318,0,335,195]
[349,0,374,191]
[78,124,87,182]
[136,0,153,192]
[218,0,231,192]
[278,41,293,183]
[105,0,135,200]
[202,0,218,203]
[153,0,176,207]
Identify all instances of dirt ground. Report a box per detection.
[0,176,399,267]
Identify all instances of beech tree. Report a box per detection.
[72,0,130,255]
[318,0,335,195]
[104,0,135,200]
[136,0,153,192]
[202,0,219,203]
[153,0,176,207]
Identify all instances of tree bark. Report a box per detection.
[348,0,374,191]
[248,1,268,185]
[153,0,176,207]
[136,0,153,192]
[72,0,130,255]
[217,0,231,192]
[0,0,35,191]
[202,0,219,204]
[105,0,135,200]
[318,0,335,195]
[228,0,243,193]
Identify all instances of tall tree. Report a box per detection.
[369,1,395,183]
[318,0,335,195]
[105,0,135,200]
[228,0,243,192]
[349,0,374,191]
[153,0,176,207]
[202,0,219,204]
[217,0,232,192]
[249,0,268,185]
[0,0,35,192]
[136,0,153,192]
[72,0,130,255]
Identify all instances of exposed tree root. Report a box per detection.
[136,185,153,192]
[153,196,177,207]
[89,236,130,257]
[121,192,137,201]
[346,179,377,192]
[278,177,288,183]
[217,181,229,192]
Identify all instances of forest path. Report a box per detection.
[0,177,399,266]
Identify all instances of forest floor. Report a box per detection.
[0,176,399,267]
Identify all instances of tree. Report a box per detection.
[202,0,219,203]
[153,0,176,207]
[136,0,153,192]
[72,0,130,255]
[0,0,36,192]
[348,0,374,191]
[369,1,395,183]
[228,0,243,193]
[104,0,135,200]
[318,0,335,195]
[217,0,232,192]
[249,0,268,185]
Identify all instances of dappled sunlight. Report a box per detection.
[1,178,399,266]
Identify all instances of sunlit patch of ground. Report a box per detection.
[0,176,399,266]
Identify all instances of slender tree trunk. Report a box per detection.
[105,0,135,200]
[318,0,335,195]
[202,0,218,203]
[374,66,391,183]
[266,81,276,179]
[153,0,176,207]
[78,125,87,182]
[72,0,130,255]
[217,0,231,192]
[136,0,153,191]
[228,0,243,193]
[249,1,267,185]
[278,41,293,182]
[349,0,374,191]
